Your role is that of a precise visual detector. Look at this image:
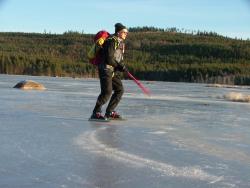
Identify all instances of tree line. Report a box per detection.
[0,27,250,85]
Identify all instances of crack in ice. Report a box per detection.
[74,128,223,184]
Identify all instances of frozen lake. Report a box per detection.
[0,74,250,188]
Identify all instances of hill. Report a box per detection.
[1,28,250,85]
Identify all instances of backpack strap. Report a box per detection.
[106,35,120,50]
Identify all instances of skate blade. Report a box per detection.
[88,118,110,122]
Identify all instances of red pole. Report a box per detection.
[126,71,151,96]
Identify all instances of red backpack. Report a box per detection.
[87,30,110,65]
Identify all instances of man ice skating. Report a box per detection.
[90,23,129,121]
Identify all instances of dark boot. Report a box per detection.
[90,112,108,121]
[105,111,123,120]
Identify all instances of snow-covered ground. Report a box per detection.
[0,74,250,188]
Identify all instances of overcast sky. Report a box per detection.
[0,0,249,39]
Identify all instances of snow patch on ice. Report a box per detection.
[223,92,250,103]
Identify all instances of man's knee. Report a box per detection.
[115,86,124,97]
[101,88,112,100]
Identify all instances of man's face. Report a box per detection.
[118,29,128,40]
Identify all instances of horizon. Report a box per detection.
[0,26,246,41]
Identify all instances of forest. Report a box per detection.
[1,27,250,85]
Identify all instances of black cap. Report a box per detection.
[115,23,127,34]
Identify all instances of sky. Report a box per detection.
[0,0,250,39]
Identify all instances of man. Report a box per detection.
[90,23,129,121]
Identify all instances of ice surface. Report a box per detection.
[1,74,250,188]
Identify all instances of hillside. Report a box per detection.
[1,28,250,84]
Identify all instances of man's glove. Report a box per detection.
[117,63,128,72]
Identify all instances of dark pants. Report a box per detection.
[93,67,124,114]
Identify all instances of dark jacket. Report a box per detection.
[102,35,125,69]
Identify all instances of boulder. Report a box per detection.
[13,80,46,90]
